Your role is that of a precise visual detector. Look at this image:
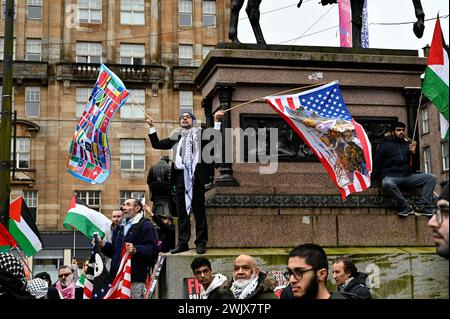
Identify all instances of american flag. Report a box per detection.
[83,235,110,299]
[103,246,132,299]
[265,81,372,199]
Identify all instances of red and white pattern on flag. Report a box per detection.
[103,246,131,299]
[265,81,372,199]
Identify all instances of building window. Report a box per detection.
[76,190,101,211]
[203,0,216,27]
[25,87,40,117]
[23,190,38,222]
[1,0,16,19]
[179,44,193,66]
[78,0,102,23]
[119,191,145,206]
[76,42,102,63]
[421,107,429,134]
[27,0,42,19]
[76,87,91,118]
[179,91,193,114]
[121,89,145,119]
[0,37,16,60]
[26,38,41,61]
[120,139,145,171]
[120,43,145,65]
[423,147,431,174]
[179,0,192,26]
[202,45,214,59]
[443,141,449,171]
[120,0,144,25]
[11,137,30,169]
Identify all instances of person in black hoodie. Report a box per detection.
[332,257,371,299]
[372,121,436,217]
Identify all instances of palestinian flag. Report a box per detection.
[9,196,43,257]
[64,194,111,239]
[422,16,449,140]
[0,222,18,253]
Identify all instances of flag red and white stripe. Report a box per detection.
[103,246,131,299]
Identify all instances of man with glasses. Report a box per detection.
[190,257,233,299]
[372,121,436,217]
[54,265,83,299]
[146,111,224,255]
[428,182,449,259]
[284,243,346,299]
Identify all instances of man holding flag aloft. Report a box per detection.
[98,198,158,299]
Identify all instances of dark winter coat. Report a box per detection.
[373,136,414,180]
[101,213,158,283]
[152,215,175,253]
[339,272,372,299]
[207,283,234,300]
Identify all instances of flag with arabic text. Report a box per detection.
[66,64,129,184]
[265,81,372,199]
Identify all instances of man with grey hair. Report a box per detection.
[230,255,276,299]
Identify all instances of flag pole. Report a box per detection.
[221,82,327,114]
[73,228,76,258]
[130,95,149,118]
[412,92,424,141]
[12,247,32,274]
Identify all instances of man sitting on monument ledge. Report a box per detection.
[372,121,436,217]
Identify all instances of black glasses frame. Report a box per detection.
[433,204,449,225]
[283,268,316,281]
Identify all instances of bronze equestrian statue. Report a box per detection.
[229,0,425,48]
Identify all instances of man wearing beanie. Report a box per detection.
[428,182,449,259]
[146,110,224,254]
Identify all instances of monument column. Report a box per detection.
[214,83,239,187]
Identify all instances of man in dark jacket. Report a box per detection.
[99,198,158,299]
[373,121,436,217]
[230,255,276,299]
[191,257,234,299]
[146,111,224,255]
[332,257,372,299]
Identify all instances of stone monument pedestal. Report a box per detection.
[194,43,431,248]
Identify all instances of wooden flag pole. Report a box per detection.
[12,247,32,274]
[130,95,150,118]
[221,82,327,114]
[412,91,424,142]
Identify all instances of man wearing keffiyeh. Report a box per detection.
[147,111,224,255]
[0,252,34,299]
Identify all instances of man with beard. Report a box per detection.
[428,182,449,259]
[285,243,346,299]
[190,257,234,299]
[230,255,276,299]
[147,111,224,255]
[332,257,371,299]
[54,265,83,299]
[372,121,436,217]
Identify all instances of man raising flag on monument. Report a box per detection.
[265,81,372,199]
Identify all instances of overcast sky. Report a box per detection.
[236,0,449,56]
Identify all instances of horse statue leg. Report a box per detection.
[229,0,245,43]
[350,0,365,48]
[246,0,266,45]
[412,0,425,38]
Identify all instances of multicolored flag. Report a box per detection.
[265,81,372,199]
[103,246,131,299]
[9,196,43,257]
[83,235,110,299]
[338,0,352,48]
[64,194,112,240]
[422,16,449,140]
[0,223,18,253]
[67,64,130,184]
